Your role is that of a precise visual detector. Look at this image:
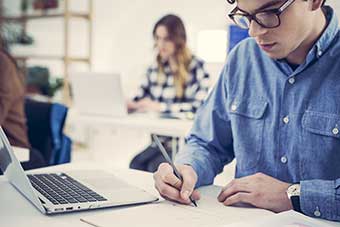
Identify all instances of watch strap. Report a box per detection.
[290,195,302,213]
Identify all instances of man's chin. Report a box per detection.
[264,51,287,60]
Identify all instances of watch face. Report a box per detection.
[287,184,301,198]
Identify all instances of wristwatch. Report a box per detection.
[286,183,302,213]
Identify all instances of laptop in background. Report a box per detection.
[0,127,158,214]
[70,72,127,117]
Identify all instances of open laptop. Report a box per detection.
[70,72,127,117]
[0,127,158,214]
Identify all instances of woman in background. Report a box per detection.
[128,14,210,172]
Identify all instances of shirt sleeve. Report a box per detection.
[160,62,211,114]
[300,179,340,221]
[133,68,152,101]
[175,65,235,187]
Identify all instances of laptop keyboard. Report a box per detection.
[27,173,107,205]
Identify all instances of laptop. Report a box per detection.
[70,72,128,117]
[0,127,158,214]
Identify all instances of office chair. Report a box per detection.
[24,98,72,166]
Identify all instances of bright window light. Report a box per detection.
[197,30,227,63]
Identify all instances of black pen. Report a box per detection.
[152,134,198,207]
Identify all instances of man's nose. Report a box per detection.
[248,20,268,38]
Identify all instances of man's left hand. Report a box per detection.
[217,172,293,213]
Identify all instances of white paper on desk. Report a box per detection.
[182,185,273,223]
[81,203,224,227]
[222,210,340,227]
[80,185,273,227]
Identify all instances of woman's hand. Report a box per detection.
[134,98,161,112]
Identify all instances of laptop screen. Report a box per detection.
[0,127,45,213]
[0,133,12,174]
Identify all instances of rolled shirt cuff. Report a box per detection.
[300,179,337,221]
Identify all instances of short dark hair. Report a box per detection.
[226,0,326,6]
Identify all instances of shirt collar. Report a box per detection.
[280,6,339,75]
[313,6,338,59]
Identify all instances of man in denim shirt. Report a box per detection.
[153,0,340,222]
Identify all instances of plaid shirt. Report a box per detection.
[134,56,210,113]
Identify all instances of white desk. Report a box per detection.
[67,110,193,138]
[1,163,337,227]
[67,110,194,159]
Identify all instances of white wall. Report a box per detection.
[4,0,231,98]
[4,0,340,97]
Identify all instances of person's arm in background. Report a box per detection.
[0,53,16,124]
[127,67,152,112]
[159,61,210,114]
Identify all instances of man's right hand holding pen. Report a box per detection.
[153,163,201,205]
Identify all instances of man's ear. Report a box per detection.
[307,0,324,11]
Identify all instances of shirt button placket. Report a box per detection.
[283,116,289,124]
[280,156,288,164]
[288,77,295,85]
[231,103,237,112]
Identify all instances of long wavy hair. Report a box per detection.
[153,14,192,98]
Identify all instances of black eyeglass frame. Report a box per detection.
[228,0,296,29]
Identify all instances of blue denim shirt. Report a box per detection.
[176,6,340,221]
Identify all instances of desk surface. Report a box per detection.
[6,163,334,227]
[0,163,158,227]
[67,110,193,137]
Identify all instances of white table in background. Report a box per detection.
[67,110,194,157]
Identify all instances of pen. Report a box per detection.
[152,134,198,207]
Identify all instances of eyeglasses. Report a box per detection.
[228,0,295,29]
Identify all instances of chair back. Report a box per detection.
[24,99,72,165]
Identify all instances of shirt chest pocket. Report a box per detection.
[302,111,340,141]
[228,97,268,171]
[301,111,340,179]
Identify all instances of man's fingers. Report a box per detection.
[155,181,191,204]
[163,173,182,189]
[154,163,182,189]
[218,180,252,202]
[178,166,197,200]
[222,192,254,206]
[154,163,200,204]
[191,189,201,201]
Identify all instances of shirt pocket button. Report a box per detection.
[332,127,339,135]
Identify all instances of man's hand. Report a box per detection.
[153,163,201,204]
[217,172,293,213]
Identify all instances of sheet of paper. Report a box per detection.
[179,185,273,223]
[81,202,224,227]
[80,185,274,227]
[222,210,340,227]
